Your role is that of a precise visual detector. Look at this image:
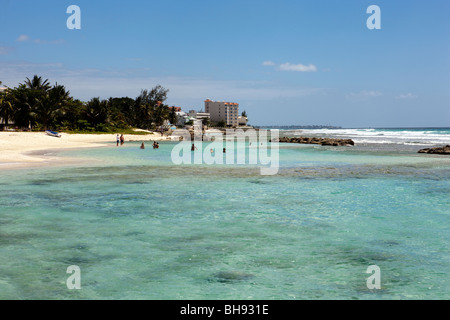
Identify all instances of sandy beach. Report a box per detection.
[0,131,169,168]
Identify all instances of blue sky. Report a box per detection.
[1,0,449,127]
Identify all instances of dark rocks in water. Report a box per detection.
[212,271,254,282]
[418,145,450,155]
[273,136,355,146]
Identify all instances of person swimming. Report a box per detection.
[140,142,145,149]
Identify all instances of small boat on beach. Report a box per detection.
[45,130,62,138]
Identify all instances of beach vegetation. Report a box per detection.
[1,75,174,134]
[0,87,14,129]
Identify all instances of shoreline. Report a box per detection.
[0,131,170,170]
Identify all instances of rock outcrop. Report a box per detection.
[418,145,450,155]
[274,136,355,146]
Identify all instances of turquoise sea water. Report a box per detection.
[0,133,449,299]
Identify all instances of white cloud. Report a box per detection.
[15,34,64,44]
[16,34,30,42]
[278,63,317,72]
[346,90,383,101]
[0,46,14,55]
[262,61,275,66]
[263,61,318,72]
[348,90,382,98]
[396,93,417,99]
[33,39,65,44]
[0,61,325,102]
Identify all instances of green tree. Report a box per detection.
[10,75,53,130]
[217,120,226,128]
[168,107,178,126]
[10,84,34,129]
[58,98,84,131]
[24,75,51,91]
[32,84,70,130]
[135,85,170,129]
[83,97,109,130]
[152,101,169,128]
[0,88,14,130]
[201,117,210,127]
[107,97,135,129]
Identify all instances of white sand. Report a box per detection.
[0,131,169,167]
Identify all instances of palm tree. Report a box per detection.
[11,75,52,130]
[32,84,70,130]
[83,97,108,129]
[9,84,33,129]
[0,88,14,130]
[24,75,51,91]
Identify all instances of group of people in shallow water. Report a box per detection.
[116,134,159,150]
[191,144,226,153]
[116,134,125,146]
[139,141,159,149]
[118,139,227,153]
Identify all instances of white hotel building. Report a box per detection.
[204,99,239,127]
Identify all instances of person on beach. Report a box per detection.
[140,142,145,149]
[120,134,125,145]
[116,134,120,147]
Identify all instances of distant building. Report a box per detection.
[238,116,248,126]
[175,111,189,126]
[168,106,182,112]
[188,110,210,122]
[204,99,239,127]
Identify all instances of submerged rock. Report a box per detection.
[212,271,254,282]
[418,145,450,155]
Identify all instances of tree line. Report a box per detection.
[0,76,178,132]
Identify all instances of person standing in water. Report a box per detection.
[116,134,120,147]
[120,134,125,145]
[140,142,145,149]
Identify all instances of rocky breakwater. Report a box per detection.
[274,136,355,146]
[418,145,450,155]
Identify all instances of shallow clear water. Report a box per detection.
[0,140,449,299]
